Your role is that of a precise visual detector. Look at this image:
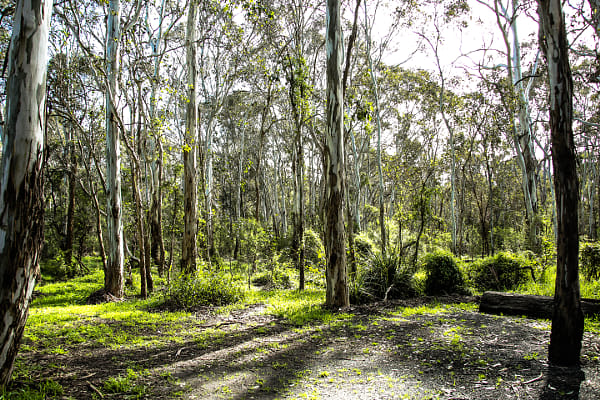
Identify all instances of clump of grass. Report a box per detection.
[1,379,63,400]
[103,368,149,397]
[164,272,246,309]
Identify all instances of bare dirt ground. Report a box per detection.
[18,296,600,399]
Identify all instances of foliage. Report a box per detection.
[353,233,376,260]
[580,241,600,281]
[165,272,245,309]
[303,229,325,269]
[421,251,467,296]
[251,265,293,290]
[350,252,418,304]
[469,252,535,292]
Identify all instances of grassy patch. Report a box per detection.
[249,289,351,326]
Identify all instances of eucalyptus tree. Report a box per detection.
[538,0,583,366]
[325,0,349,307]
[144,0,184,276]
[477,0,541,253]
[181,0,199,273]
[0,0,52,386]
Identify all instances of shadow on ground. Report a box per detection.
[14,298,600,399]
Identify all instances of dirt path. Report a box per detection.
[19,297,600,399]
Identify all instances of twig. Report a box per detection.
[87,381,104,398]
[524,373,544,384]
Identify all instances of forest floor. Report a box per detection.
[9,274,600,400]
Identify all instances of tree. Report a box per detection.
[181,0,199,273]
[105,0,125,297]
[324,0,349,308]
[477,0,541,253]
[538,0,584,366]
[0,0,52,386]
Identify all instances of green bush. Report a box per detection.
[351,252,418,304]
[421,251,467,296]
[581,242,600,281]
[470,252,533,291]
[166,272,245,309]
[304,229,325,268]
[354,233,376,259]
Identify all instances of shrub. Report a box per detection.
[470,252,533,291]
[421,251,467,296]
[304,229,325,268]
[580,242,600,281]
[354,233,376,259]
[165,272,245,309]
[350,252,418,304]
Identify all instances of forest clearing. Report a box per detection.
[3,260,600,400]
[4,261,600,400]
[1,0,600,398]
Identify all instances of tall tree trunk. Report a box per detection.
[538,0,584,366]
[363,2,387,257]
[147,0,166,277]
[105,0,125,298]
[181,0,199,274]
[65,128,77,274]
[324,0,349,308]
[0,0,51,386]
[131,158,147,299]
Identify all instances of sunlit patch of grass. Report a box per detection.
[394,302,476,317]
[1,379,64,400]
[585,316,600,334]
[24,274,195,351]
[103,367,150,397]
[249,289,352,325]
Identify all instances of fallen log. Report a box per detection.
[479,291,600,319]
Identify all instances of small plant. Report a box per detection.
[421,251,467,296]
[165,272,245,309]
[580,241,600,281]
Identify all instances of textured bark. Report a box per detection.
[105,0,125,298]
[480,291,600,319]
[324,0,349,308]
[538,0,584,367]
[0,0,51,386]
[181,0,199,274]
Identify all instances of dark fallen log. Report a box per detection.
[479,291,600,319]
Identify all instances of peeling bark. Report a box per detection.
[0,0,51,386]
[324,0,348,308]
